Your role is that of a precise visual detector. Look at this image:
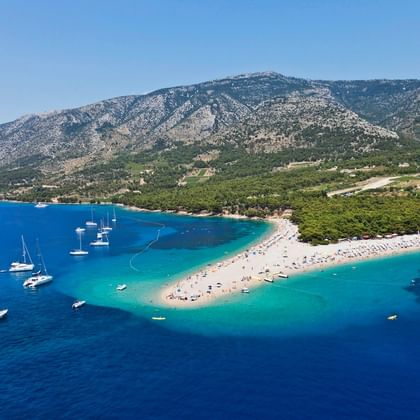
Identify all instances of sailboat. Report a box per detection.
[90,231,109,247]
[70,232,89,256]
[102,212,113,232]
[9,236,35,272]
[23,241,53,288]
[111,208,117,223]
[85,207,97,227]
[0,309,8,319]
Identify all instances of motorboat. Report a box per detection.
[116,284,127,291]
[241,287,250,293]
[72,300,86,309]
[9,236,35,272]
[151,316,166,321]
[387,314,398,321]
[0,309,8,319]
[35,203,48,208]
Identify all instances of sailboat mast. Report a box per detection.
[21,235,26,263]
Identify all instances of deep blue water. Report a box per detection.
[1,203,420,419]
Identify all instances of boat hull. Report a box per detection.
[9,263,35,272]
[69,250,89,256]
[24,275,53,288]
[90,241,109,246]
[72,301,86,309]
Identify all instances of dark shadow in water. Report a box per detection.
[404,277,420,303]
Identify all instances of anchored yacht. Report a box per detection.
[9,236,35,272]
[70,232,89,256]
[23,241,53,288]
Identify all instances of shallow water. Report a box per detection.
[1,203,419,419]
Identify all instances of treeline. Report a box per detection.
[117,167,352,214]
[292,195,420,244]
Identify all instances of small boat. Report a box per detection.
[75,227,86,233]
[151,316,166,321]
[9,236,35,272]
[387,314,398,321]
[23,241,53,288]
[35,202,48,208]
[264,277,274,283]
[90,232,109,247]
[85,207,97,227]
[69,249,89,256]
[111,208,117,223]
[241,287,250,294]
[102,213,113,232]
[0,309,8,319]
[277,273,289,279]
[70,232,89,256]
[72,300,86,309]
[24,273,53,288]
[116,284,127,291]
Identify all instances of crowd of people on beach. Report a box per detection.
[165,219,420,304]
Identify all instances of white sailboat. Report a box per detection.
[9,236,35,272]
[75,227,86,233]
[111,208,117,223]
[90,231,109,247]
[102,212,113,232]
[0,309,8,319]
[23,241,53,288]
[70,232,89,256]
[85,207,97,227]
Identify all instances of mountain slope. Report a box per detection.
[0,72,311,171]
[325,79,420,132]
[0,72,418,175]
[211,88,398,156]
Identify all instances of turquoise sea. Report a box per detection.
[1,202,420,419]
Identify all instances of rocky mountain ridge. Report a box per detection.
[0,72,419,173]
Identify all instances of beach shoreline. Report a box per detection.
[159,218,420,308]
